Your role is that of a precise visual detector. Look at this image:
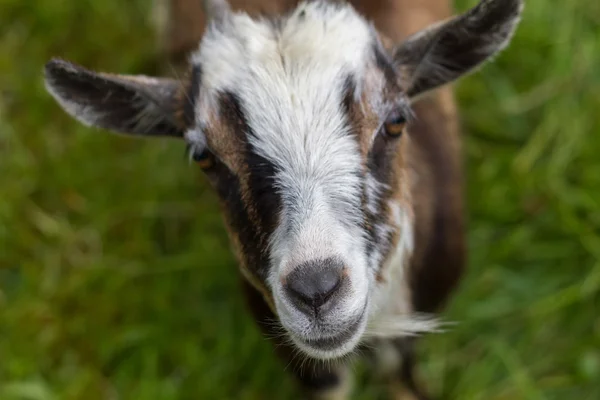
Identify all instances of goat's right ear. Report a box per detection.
[44,58,184,138]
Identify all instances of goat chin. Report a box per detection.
[289,314,447,362]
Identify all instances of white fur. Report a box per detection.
[45,72,171,134]
[366,200,435,339]
[45,80,99,129]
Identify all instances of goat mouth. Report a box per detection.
[292,305,367,353]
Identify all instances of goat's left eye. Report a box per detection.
[188,145,214,169]
[383,113,406,137]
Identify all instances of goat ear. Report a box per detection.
[44,58,184,138]
[393,0,523,99]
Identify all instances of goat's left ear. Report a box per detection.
[44,58,184,138]
[393,0,523,99]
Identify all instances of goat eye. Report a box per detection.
[383,113,406,137]
[188,145,214,169]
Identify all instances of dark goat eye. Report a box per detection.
[383,112,407,137]
[188,144,214,169]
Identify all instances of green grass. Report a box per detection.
[1,0,599,399]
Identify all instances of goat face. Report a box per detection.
[183,2,416,360]
[44,0,523,360]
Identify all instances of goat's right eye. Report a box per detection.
[188,145,214,169]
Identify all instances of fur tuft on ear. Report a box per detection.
[393,0,523,98]
[44,58,184,137]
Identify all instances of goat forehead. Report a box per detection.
[192,2,375,105]
[191,2,379,181]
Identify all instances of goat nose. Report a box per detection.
[285,258,344,312]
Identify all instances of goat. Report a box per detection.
[43,0,523,398]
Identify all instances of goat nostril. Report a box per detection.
[286,259,343,311]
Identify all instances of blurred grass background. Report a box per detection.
[1,0,599,399]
